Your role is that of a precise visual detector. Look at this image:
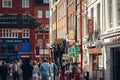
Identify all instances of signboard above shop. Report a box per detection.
[0,38,30,43]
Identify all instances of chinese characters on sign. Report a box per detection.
[88,19,94,34]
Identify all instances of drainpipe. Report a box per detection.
[80,0,83,73]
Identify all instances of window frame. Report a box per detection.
[43,0,49,4]
[2,0,12,8]
[38,10,43,18]
[22,0,30,8]
[45,10,50,18]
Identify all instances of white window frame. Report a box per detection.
[2,0,12,8]
[1,29,18,38]
[22,29,30,38]
[22,0,29,8]
[38,10,42,18]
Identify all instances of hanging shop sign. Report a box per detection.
[88,19,94,34]
[68,29,75,40]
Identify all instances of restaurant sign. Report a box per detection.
[0,39,29,43]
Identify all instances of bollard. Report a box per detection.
[59,70,62,80]
[66,71,70,80]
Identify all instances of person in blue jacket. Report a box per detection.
[39,58,51,80]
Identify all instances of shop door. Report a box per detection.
[112,47,120,80]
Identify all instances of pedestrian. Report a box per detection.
[49,60,57,80]
[0,62,8,80]
[39,58,51,80]
[60,61,66,80]
[8,62,13,79]
[12,60,20,80]
[32,60,39,80]
[21,59,33,80]
[73,62,81,80]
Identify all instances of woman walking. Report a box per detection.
[32,60,39,80]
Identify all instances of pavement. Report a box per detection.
[0,73,75,80]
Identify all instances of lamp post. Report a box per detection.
[80,0,83,73]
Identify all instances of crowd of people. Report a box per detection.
[0,58,57,80]
[0,58,83,80]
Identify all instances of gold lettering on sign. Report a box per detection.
[11,29,22,33]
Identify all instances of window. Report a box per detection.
[46,10,50,18]
[45,24,49,31]
[109,0,113,28]
[1,29,18,38]
[38,39,42,49]
[22,0,29,8]
[22,29,30,38]
[43,0,49,3]
[2,0,12,8]
[117,0,120,26]
[38,10,42,18]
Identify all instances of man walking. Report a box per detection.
[39,58,51,80]
[12,60,19,80]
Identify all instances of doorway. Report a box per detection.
[111,47,120,80]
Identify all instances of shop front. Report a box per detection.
[88,48,104,80]
[103,36,120,80]
[0,53,19,62]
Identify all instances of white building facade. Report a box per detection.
[102,0,120,80]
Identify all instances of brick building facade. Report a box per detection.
[0,0,49,61]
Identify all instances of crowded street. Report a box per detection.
[0,0,120,80]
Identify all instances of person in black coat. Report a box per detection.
[21,59,33,80]
[0,62,8,80]
[61,61,66,80]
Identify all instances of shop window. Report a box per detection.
[93,54,103,70]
